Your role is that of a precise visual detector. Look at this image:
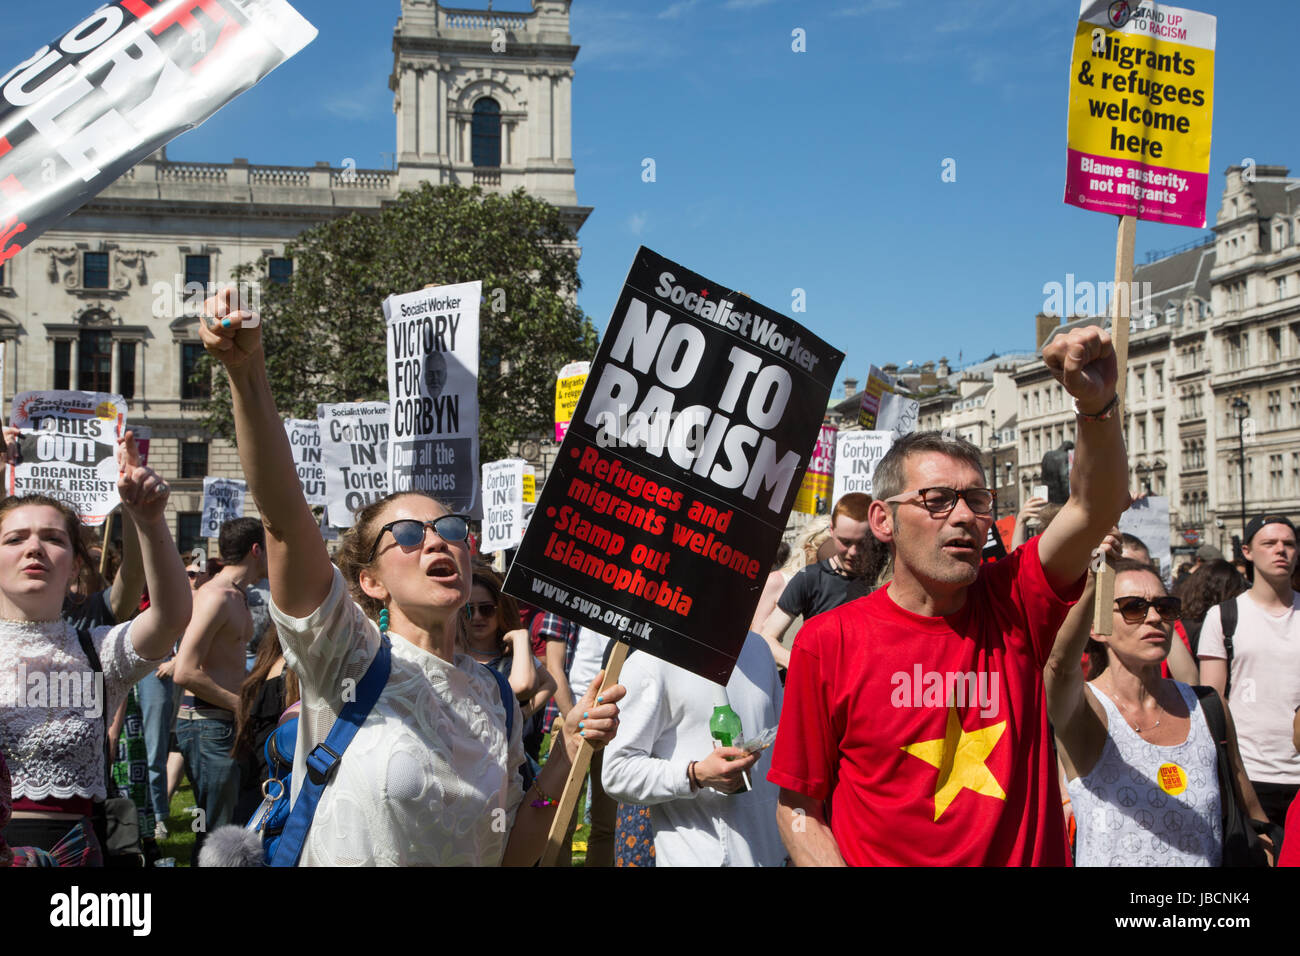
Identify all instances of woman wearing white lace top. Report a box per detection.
[0,435,192,863]
[199,288,625,866]
[1047,554,1272,866]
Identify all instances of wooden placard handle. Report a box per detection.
[1093,214,1136,636]
[99,511,114,577]
[539,639,629,867]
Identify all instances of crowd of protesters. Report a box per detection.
[1,293,1297,869]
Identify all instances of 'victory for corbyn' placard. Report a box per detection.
[504,247,843,684]
[383,281,481,517]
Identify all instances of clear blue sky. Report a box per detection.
[6,1,1296,397]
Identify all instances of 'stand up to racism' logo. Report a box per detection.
[1108,1,1133,28]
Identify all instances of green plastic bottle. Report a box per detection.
[709,685,749,794]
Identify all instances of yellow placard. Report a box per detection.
[1063,2,1216,227]
[555,373,587,416]
[1066,25,1213,174]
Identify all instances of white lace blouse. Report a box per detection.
[269,568,526,866]
[0,618,155,802]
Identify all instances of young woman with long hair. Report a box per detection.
[198,288,624,866]
[465,566,554,716]
[0,438,191,864]
[1172,559,1248,655]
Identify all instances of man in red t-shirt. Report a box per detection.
[768,326,1130,865]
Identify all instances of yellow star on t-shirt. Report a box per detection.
[900,706,1008,822]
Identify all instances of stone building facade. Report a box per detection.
[1014,163,1300,559]
[843,164,1299,560]
[0,0,586,554]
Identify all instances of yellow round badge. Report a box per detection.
[95,401,117,420]
[1157,762,1187,796]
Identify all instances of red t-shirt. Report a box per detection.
[1280,790,1300,867]
[768,536,1082,866]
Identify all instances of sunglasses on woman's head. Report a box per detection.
[367,514,470,563]
[464,602,497,620]
[1113,595,1181,624]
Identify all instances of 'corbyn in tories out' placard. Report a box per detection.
[505,247,842,684]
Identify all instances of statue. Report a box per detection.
[1040,440,1074,504]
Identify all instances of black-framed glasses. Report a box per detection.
[1114,595,1181,624]
[884,487,996,516]
[367,515,470,563]
[465,601,497,620]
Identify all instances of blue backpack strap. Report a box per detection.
[481,663,535,792]
[270,635,391,867]
[482,663,515,743]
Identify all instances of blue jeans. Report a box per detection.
[176,715,239,860]
[135,671,177,819]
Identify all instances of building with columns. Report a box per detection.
[0,0,586,554]
[770,163,1299,557]
[392,0,582,223]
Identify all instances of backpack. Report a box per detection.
[1191,686,1284,866]
[245,636,525,866]
[74,627,146,868]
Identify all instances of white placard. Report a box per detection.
[481,458,527,553]
[1118,495,1172,582]
[201,477,247,538]
[318,401,389,529]
[383,281,481,517]
[832,430,895,501]
[285,418,328,507]
[7,390,126,526]
[878,392,919,437]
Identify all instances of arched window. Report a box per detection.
[472,98,502,168]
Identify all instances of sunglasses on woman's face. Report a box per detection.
[367,515,470,563]
[464,602,497,620]
[1114,595,1181,624]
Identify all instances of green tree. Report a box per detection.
[198,184,597,462]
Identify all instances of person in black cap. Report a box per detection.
[1198,513,1300,829]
